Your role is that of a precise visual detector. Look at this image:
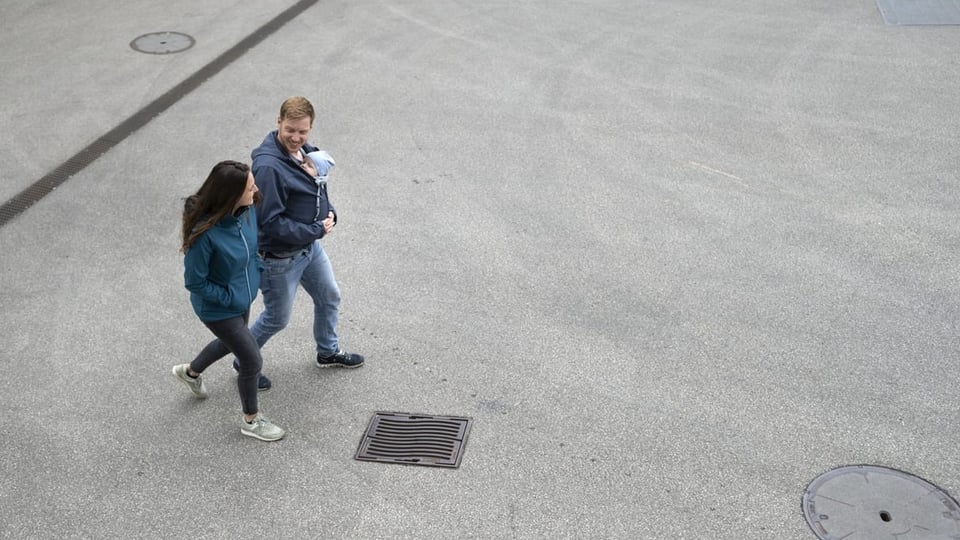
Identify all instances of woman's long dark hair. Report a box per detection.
[181,160,259,253]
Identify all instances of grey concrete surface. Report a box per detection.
[1,0,959,538]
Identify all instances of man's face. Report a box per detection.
[276,116,313,155]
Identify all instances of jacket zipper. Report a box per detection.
[290,149,326,222]
[239,220,252,305]
[313,182,327,221]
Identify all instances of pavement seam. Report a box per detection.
[0,0,318,229]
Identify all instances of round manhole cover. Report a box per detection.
[803,465,960,539]
[130,32,195,54]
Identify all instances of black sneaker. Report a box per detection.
[232,359,273,391]
[316,349,365,369]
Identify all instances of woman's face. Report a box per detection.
[235,172,257,209]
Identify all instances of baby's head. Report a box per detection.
[306,150,335,177]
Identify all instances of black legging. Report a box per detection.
[189,310,261,415]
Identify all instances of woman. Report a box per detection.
[172,160,284,442]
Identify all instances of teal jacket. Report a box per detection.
[184,206,260,322]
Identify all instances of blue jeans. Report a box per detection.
[251,241,341,356]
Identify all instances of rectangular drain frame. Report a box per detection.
[876,0,960,25]
[355,412,472,468]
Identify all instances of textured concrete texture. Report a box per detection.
[1,1,959,539]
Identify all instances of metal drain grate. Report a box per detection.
[0,140,115,227]
[355,412,472,468]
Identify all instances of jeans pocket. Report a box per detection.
[262,255,294,275]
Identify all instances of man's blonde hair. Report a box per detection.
[279,96,315,124]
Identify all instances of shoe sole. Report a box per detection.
[316,362,364,369]
[172,366,208,399]
[241,428,285,442]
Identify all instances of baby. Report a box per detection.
[305,150,335,185]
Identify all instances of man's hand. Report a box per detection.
[321,212,335,235]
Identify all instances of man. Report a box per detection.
[240,96,364,387]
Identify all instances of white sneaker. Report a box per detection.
[241,414,285,442]
[172,364,207,399]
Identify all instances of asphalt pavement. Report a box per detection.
[1,1,959,538]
